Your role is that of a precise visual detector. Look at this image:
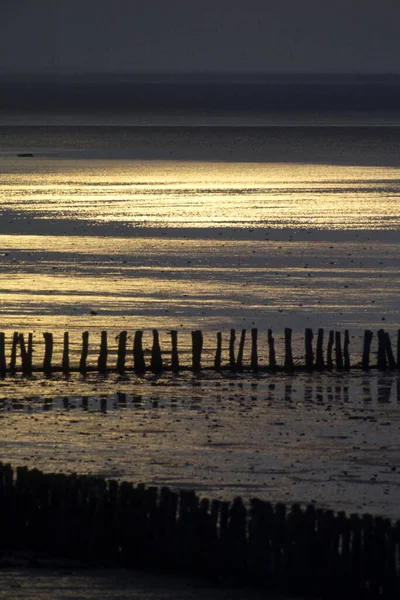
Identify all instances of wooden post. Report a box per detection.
[343,330,350,370]
[79,331,89,374]
[170,330,179,373]
[335,331,343,370]
[229,329,236,372]
[305,328,314,371]
[62,332,69,375]
[27,333,33,374]
[326,330,334,370]
[214,332,222,370]
[236,329,246,371]
[191,330,203,372]
[43,332,53,374]
[316,328,324,370]
[10,331,18,373]
[150,329,163,374]
[98,331,107,373]
[397,329,400,370]
[377,329,387,370]
[0,332,6,376]
[267,329,276,370]
[361,330,373,370]
[250,328,258,372]
[19,334,31,375]
[384,332,396,370]
[133,330,146,374]
[117,331,127,374]
[284,328,293,371]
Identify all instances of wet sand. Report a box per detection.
[1,371,400,520]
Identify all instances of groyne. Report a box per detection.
[0,327,399,376]
[0,463,398,598]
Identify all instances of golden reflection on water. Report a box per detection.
[0,235,399,345]
[1,159,400,229]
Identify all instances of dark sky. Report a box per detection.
[1,0,400,75]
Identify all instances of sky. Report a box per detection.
[1,0,400,76]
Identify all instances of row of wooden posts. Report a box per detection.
[0,327,399,376]
[0,463,398,598]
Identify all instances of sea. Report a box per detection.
[0,110,400,597]
[0,110,400,362]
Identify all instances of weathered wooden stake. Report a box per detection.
[267,329,276,370]
[316,328,324,370]
[19,334,31,375]
[170,330,179,373]
[305,328,314,371]
[27,333,33,373]
[62,332,69,375]
[335,331,343,370]
[0,332,6,376]
[117,331,127,374]
[43,332,53,374]
[79,331,89,374]
[229,329,236,371]
[361,330,373,370]
[284,328,293,371]
[150,329,163,373]
[250,328,258,372]
[377,329,387,370]
[10,331,18,373]
[326,330,334,370]
[98,331,107,373]
[133,330,146,374]
[343,330,350,370]
[214,332,222,370]
[236,329,246,371]
[397,329,400,370]
[191,330,203,372]
[384,332,396,370]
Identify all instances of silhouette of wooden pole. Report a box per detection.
[150,329,163,373]
[98,331,107,373]
[19,334,30,375]
[0,333,6,377]
[43,332,53,374]
[191,330,203,372]
[385,332,396,370]
[170,330,179,373]
[267,329,276,370]
[250,328,258,372]
[133,330,146,374]
[305,328,314,371]
[343,330,350,370]
[315,328,324,370]
[284,328,293,371]
[326,330,334,370]
[117,331,127,374]
[377,329,387,370]
[214,332,222,370]
[61,332,69,374]
[236,329,246,371]
[397,329,400,370]
[27,333,33,374]
[10,332,18,373]
[79,331,89,374]
[229,329,236,372]
[362,330,373,370]
[335,332,343,370]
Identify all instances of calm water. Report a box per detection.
[1,120,400,522]
[0,123,399,344]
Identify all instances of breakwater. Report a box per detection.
[1,327,400,376]
[0,463,398,598]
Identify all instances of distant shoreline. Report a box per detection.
[2,72,400,112]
